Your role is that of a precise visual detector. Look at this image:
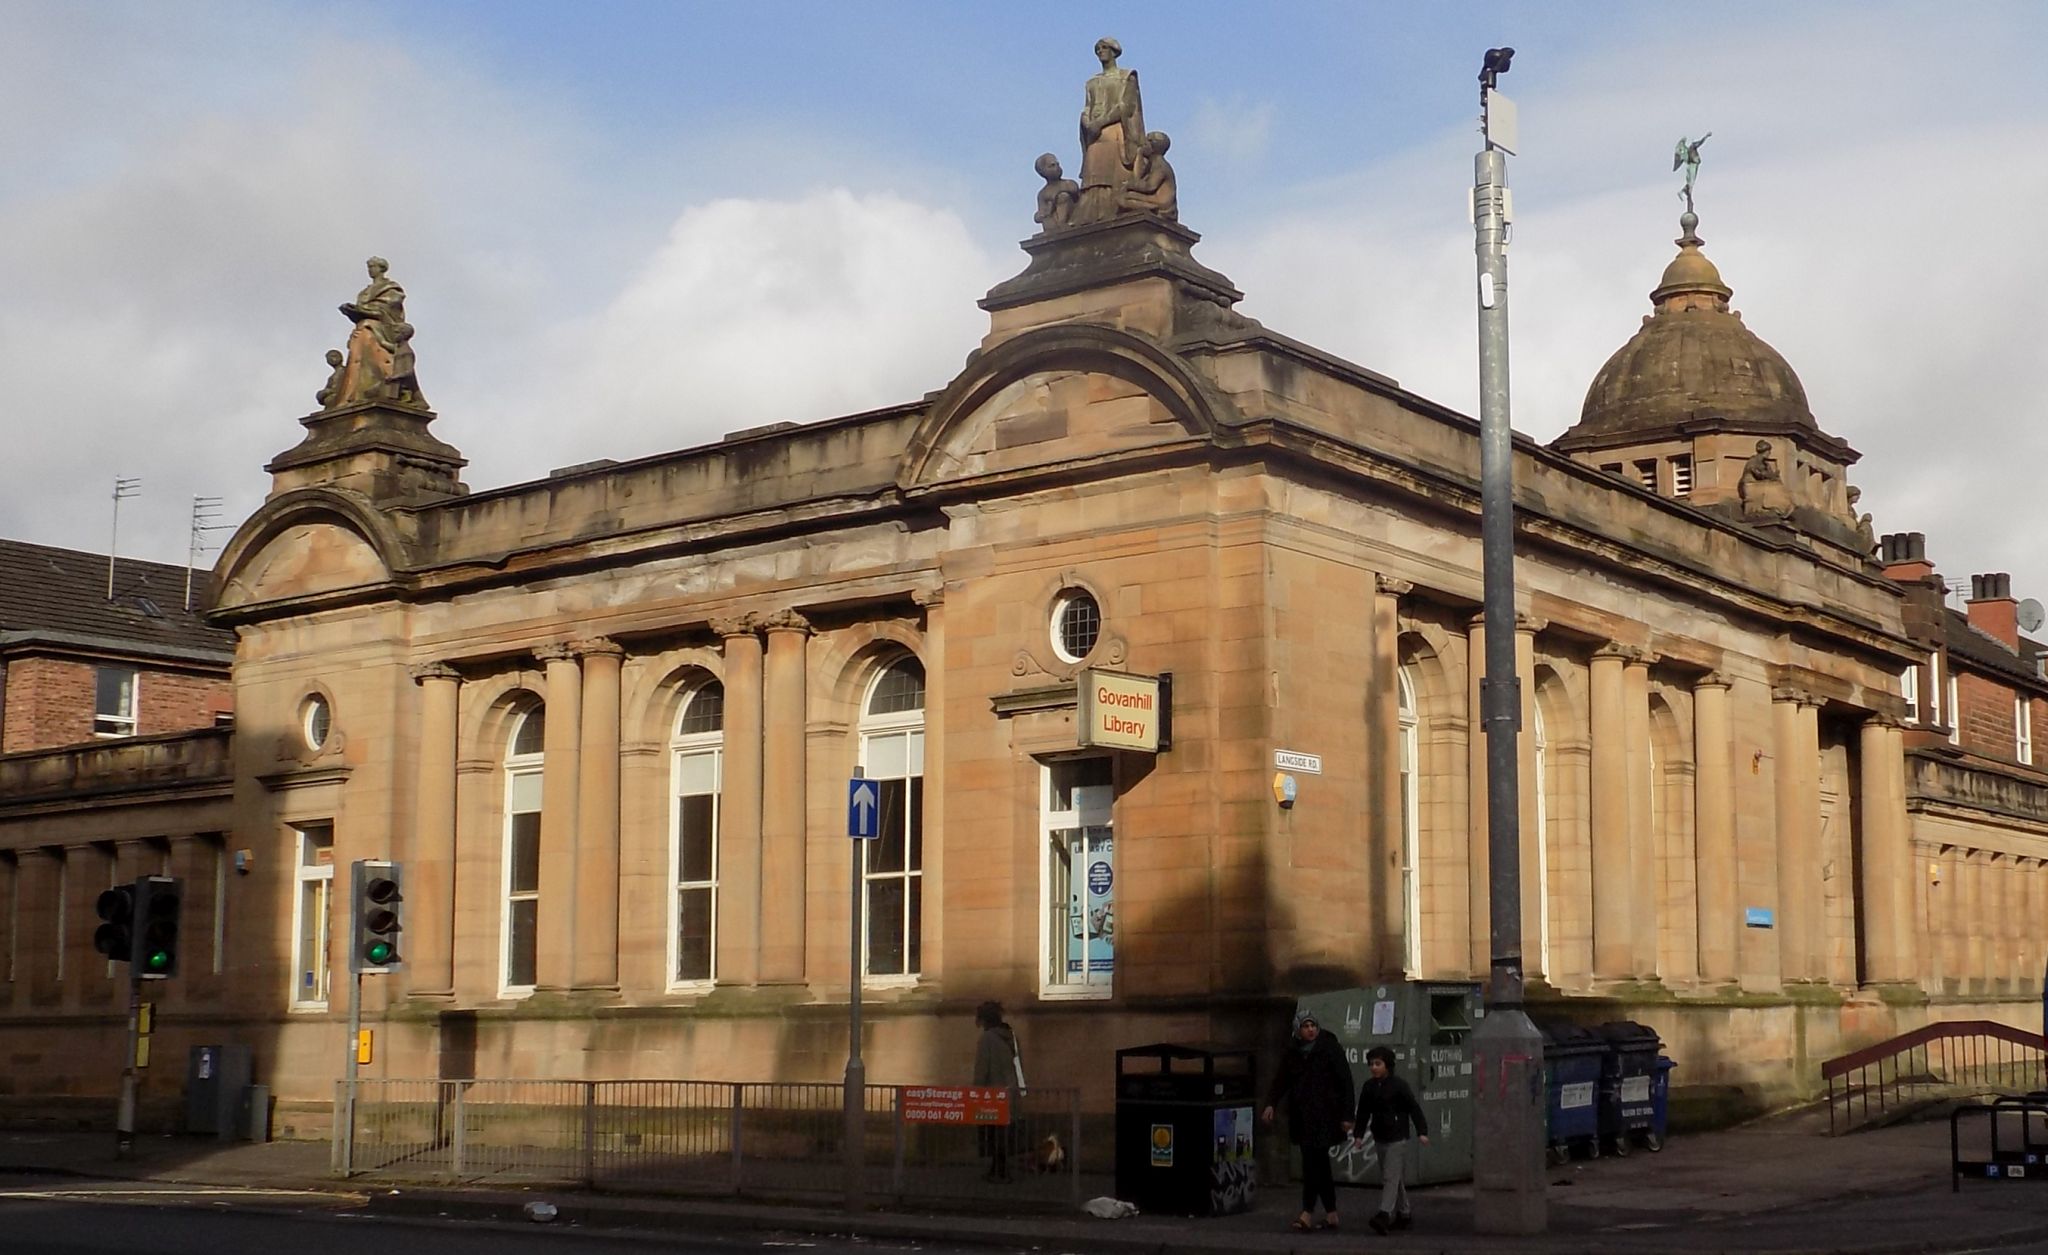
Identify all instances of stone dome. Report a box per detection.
[1560,234,1814,447]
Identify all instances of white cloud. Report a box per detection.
[1189,96,1278,167]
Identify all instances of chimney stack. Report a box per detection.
[1966,572,2019,650]
[1880,532,1934,584]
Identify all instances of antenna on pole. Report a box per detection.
[187,496,230,612]
[107,477,141,600]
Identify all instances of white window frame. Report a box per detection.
[1039,756,1115,999]
[1632,459,1658,492]
[1902,665,1920,724]
[668,685,723,990]
[858,660,925,985]
[2018,696,2034,766]
[1929,651,1945,727]
[1669,454,1693,498]
[94,667,138,738]
[289,822,334,1010]
[503,711,544,996]
[1398,667,1422,977]
[1948,668,1962,747]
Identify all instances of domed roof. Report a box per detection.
[1558,231,1814,448]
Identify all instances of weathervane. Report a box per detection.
[1672,133,1711,240]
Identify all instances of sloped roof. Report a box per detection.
[1943,607,2048,693]
[0,538,234,660]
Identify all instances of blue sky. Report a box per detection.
[5,2,2047,603]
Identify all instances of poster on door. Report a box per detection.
[1067,835,1115,978]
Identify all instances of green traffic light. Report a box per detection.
[144,950,171,972]
[365,941,394,965]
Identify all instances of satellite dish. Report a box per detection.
[2020,598,2045,634]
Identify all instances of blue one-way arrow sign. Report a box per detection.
[847,778,881,839]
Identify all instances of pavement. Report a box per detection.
[1,1108,2044,1255]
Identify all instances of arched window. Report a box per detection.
[671,681,724,986]
[859,658,925,979]
[1398,666,1421,976]
[503,704,544,991]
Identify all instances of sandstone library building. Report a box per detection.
[2,45,2043,1133]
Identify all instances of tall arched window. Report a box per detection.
[1398,666,1421,976]
[503,704,545,992]
[671,681,724,986]
[859,658,925,979]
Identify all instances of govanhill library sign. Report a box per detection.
[1078,669,1172,752]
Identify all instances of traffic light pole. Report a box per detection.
[342,971,361,1175]
[115,976,140,1159]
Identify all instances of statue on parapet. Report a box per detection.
[1847,485,1877,555]
[1673,133,1711,218]
[1738,438,1794,522]
[1075,36,1145,224]
[1033,153,1079,230]
[324,256,427,411]
[1117,130,1177,220]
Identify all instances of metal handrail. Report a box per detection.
[1825,1021,2046,1135]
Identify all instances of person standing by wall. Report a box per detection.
[1353,1046,1430,1233]
[973,1000,1024,1183]
[1261,1011,1354,1231]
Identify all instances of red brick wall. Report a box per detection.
[0,654,231,754]
[1956,669,2024,762]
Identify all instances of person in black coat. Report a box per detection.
[1261,1010,1354,1230]
[1352,1046,1430,1232]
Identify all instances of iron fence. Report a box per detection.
[336,1078,1082,1206]
[1823,1019,2047,1134]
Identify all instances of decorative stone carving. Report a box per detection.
[1846,486,1877,555]
[409,661,460,684]
[329,256,426,411]
[1116,131,1177,220]
[911,587,946,608]
[709,614,758,639]
[1375,575,1414,598]
[757,609,811,634]
[1033,153,1079,231]
[1738,439,1794,522]
[534,642,577,665]
[1075,37,1145,224]
[315,349,346,407]
[571,637,625,659]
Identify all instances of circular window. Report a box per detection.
[302,695,332,751]
[1051,589,1102,663]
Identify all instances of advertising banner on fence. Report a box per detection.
[900,1085,1012,1125]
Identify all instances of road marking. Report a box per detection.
[0,1185,365,1203]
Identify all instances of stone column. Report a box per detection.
[1465,615,1489,977]
[1857,716,1910,985]
[1938,845,1964,992]
[1772,688,1816,983]
[714,617,765,987]
[2031,860,2048,993]
[1795,699,1825,982]
[572,638,624,990]
[1589,647,1632,981]
[1883,723,1919,983]
[759,611,810,984]
[408,662,461,996]
[1623,653,1658,980]
[2001,855,2023,992]
[1963,848,1988,994]
[535,643,583,991]
[1515,618,1544,980]
[912,589,947,981]
[1372,577,1412,974]
[1692,675,1737,984]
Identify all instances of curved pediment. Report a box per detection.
[216,521,391,609]
[900,323,1232,490]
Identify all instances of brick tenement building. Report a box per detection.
[0,540,235,753]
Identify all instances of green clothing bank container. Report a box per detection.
[1294,982,1481,1187]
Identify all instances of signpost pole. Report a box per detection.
[845,773,869,1212]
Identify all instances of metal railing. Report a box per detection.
[1823,1020,2047,1135]
[335,1078,1083,1206]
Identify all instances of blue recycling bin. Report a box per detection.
[1596,1021,1667,1154]
[1538,1021,1606,1163]
[1648,1057,1676,1147]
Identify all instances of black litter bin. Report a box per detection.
[1596,1021,1667,1154]
[1114,1043,1258,1216]
[1536,1020,1606,1164]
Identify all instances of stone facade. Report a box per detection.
[1,124,2042,1136]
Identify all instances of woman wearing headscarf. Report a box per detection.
[972,1000,1023,1182]
[1260,1010,1354,1231]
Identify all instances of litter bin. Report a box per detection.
[1536,1020,1606,1164]
[1114,1043,1258,1216]
[1296,982,1481,1186]
[1595,1021,1667,1154]
[184,1044,253,1139]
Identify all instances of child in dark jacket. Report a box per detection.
[1352,1046,1430,1233]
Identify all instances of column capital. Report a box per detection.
[1375,575,1414,597]
[534,642,577,665]
[759,608,812,635]
[1514,614,1548,635]
[410,661,460,684]
[1862,711,1904,731]
[911,586,946,608]
[1592,643,1643,664]
[571,636,626,660]
[709,613,758,640]
[1692,671,1731,691]
[1772,684,1816,706]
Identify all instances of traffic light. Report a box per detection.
[351,859,404,974]
[94,882,137,963]
[132,875,181,979]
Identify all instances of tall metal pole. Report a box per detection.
[114,976,140,1159]
[1468,48,1547,1236]
[844,789,866,1211]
